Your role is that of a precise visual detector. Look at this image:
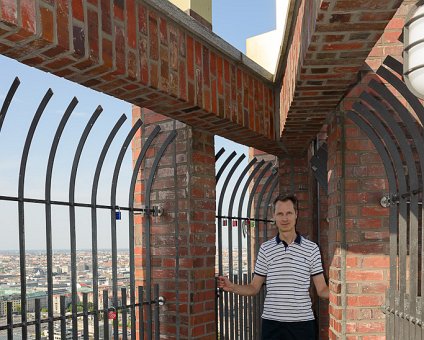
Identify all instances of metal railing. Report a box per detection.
[215,148,278,340]
[0,77,174,339]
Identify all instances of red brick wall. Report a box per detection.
[0,0,279,155]
[325,3,412,336]
[133,107,216,339]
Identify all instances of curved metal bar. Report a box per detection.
[263,177,279,227]
[128,125,161,340]
[18,88,53,339]
[217,153,245,340]
[353,101,408,339]
[236,159,264,340]
[223,156,256,340]
[368,77,424,334]
[216,151,237,183]
[237,160,266,219]
[255,171,277,241]
[215,147,225,161]
[110,119,143,339]
[69,105,103,339]
[0,77,20,133]
[90,114,127,338]
[45,97,78,338]
[347,110,398,340]
[143,130,177,340]
[263,176,279,246]
[379,56,424,125]
[245,161,272,338]
[253,169,276,340]
[247,163,273,219]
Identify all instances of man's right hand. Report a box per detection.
[217,276,234,292]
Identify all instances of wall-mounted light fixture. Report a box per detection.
[404,1,424,99]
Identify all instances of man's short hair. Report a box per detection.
[273,194,298,212]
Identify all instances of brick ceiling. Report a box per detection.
[281,0,404,155]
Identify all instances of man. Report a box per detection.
[217,194,329,340]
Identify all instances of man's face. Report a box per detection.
[273,200,297,234]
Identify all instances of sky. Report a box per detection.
[0,0,276,250]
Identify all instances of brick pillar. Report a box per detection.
[327,111,389,339]
[133,107,216,339]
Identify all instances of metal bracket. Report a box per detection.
[133,205,164,216]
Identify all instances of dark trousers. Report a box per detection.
[261,318,316,340]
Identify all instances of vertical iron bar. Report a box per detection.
[361,89,421,337]
[227,158,256,340]
[139,286,145,339]
[254,170,276,339]
[7,302,13,340]
[347,111,399,340]
[45,97,78,340]
[143,131,177,339]
[215,151,237,338]
[172,119,181,339]
[90,114,127,339]
[353,102,408,339]
[103,290,109,340]
[18,89,53,340]
[246,162,272,338]
[243,274,248,340]
[83,293,88,340]
[0,77,20,132]
[154,284,160,340]
[60,296,66,340]
[122,287,128,340]
[237,160,265,340]
[69,106,103,339]
[35,298,41,340]
[374,66,424,338]
[219,154,246,340]
[233,274,239,339]
[128,125,161,340]
[110,119,143,340]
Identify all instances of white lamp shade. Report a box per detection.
[404,4,424,99]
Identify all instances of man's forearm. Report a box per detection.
[231,283,259,296]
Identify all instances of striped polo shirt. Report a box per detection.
[254,233,324,322]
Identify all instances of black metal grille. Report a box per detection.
[215,148,278,340]
[348,56,424,339]
[0,77,175,339]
